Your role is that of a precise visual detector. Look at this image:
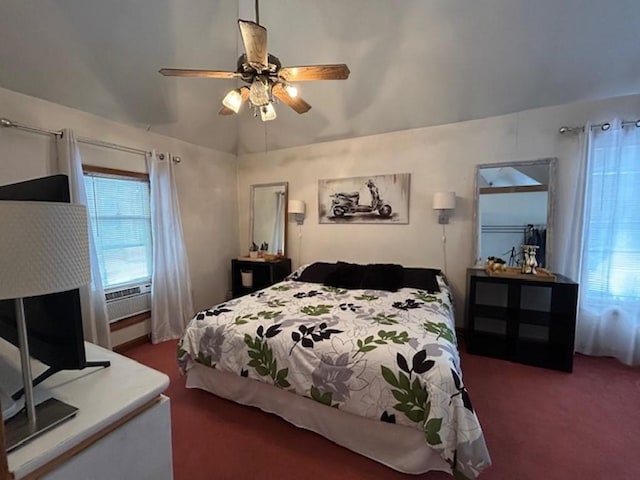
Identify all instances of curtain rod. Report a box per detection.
[558,119,640,135]
[0,117,181,163]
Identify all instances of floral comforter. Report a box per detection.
[177,273,490,478]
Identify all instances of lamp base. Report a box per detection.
[5,397,78,452]
[438,213,450,224]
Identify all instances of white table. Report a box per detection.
[1,341,172,480]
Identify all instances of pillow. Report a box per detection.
[324,262,366,289]
[296,262,339,284]
[360,263,404,292]
[402,268,441,292]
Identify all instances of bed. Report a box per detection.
[177,262,491,478]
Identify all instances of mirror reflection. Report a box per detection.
[250,182,288,256]
[474,158,556,269]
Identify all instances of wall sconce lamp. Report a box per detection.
[433,192,456,224]
[288,200,306,225]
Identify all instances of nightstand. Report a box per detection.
[464,268,578,372]
[231,258,292,298]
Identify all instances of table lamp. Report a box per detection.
[0,201,90,451]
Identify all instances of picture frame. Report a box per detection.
[318,173,410,224]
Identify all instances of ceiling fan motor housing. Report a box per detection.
[237,54,282,83]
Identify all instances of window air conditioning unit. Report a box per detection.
[105,283,151,323]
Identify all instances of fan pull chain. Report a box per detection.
[264,122,268,154]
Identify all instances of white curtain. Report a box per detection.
[558,123,592,281]
[56,129,112,349]
[147,151,194,343]
[574,120,640,365]
[271,191,285,254]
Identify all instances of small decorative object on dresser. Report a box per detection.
[248,242,259,258]
[521,245,539,274]
[485,256,507,272]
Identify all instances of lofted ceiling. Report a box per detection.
[1,0,639,155]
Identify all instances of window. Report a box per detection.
[84,170,152,289]
[582,126,640,307]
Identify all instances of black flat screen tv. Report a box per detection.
[0,175,91,395]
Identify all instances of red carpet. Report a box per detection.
[125,340,640,480]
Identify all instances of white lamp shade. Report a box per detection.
[260,102,277,122]
[288,200,306,215]
[222,89,243,113]
[0,201,90,300]
[433,191,456,210]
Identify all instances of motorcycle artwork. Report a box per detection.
[329,179,392,218]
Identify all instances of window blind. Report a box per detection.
[84,174,152,289]
[582,129,640,305]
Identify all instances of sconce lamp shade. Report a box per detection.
[0,201,90,300]
[432,192,456,210]
[288,200,306,215]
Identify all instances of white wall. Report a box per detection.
[0,87,239,343]
[237,93,640,324]
[5,85,639,330]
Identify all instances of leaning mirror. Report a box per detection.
[473,158,556,269]
[250,182,288,256]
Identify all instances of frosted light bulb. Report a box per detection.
[285,85,298,98]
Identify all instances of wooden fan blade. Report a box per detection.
[159,68,240,79]
[238,20,268,71]
[219,87,250,115]
[218,106,236,115]
[278,64,350,82]
[272,83,311,114]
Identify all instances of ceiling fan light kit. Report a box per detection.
[159,1,349,122]
[260,103,277,122]
[222,89,243,113]
[285,85,298,98]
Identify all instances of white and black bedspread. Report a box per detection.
[177,271,490,478]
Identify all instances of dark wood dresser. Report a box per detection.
[465,268,578,372]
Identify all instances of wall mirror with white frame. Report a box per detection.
[473,158,557,269]
[250,182,288,256]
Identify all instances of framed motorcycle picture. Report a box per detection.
[318,173,411,224]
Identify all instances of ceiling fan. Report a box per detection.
[159,1,350,122]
